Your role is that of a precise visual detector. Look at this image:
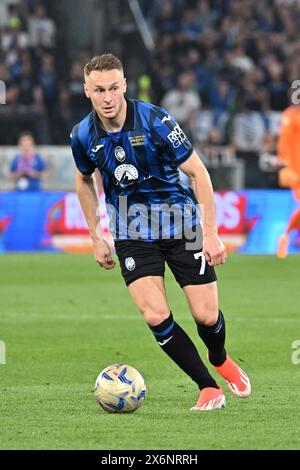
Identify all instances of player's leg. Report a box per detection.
[184,281,251,398]
[183,281,226,365]
[115,239,225,410]
[128,276,223,400]
[164,239,251,399]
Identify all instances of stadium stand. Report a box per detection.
[1,0,300,188]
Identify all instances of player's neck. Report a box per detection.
[97,99,127,133]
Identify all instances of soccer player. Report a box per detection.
[71,54,251,411]
[277,104,300,258]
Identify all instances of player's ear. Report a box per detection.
[84,83,90,98]
[123,77,127,93]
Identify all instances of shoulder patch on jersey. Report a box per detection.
[167,123,192,150]
[162,115,172,123]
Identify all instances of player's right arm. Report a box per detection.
[71,125,115,270]
[75,170,115,270]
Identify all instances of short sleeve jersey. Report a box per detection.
[71,98,199,240]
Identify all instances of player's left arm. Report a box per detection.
[180,151,227,266]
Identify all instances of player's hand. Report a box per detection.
[93,239,116,270]
[202,232,227,266]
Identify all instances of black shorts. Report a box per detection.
[114,238,217,288]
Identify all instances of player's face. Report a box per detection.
[84,69,127,121]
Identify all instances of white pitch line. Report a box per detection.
[101,315,300,323]
[2,314,299,323]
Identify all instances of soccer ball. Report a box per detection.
[95,364,146,413]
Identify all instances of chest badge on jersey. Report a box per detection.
[114,164,139,186]
[125,257,136,271]
[114,146,126,162]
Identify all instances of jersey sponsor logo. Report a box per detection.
[128,135,145,147]
[167,123,191,149]
[162,114,172,123]
[125,257,136,271]
[92,144,104,153]
[114,164,139,185]
[114,146,126,162]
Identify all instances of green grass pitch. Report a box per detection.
[1,253,300,450]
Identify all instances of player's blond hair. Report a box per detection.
[84,54,123,77]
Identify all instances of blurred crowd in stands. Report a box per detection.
[1,0,300,188]
[0,0,92,145]
[133,0,300,187]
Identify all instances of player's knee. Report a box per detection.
[200,313,219,327]
[141,307,170,327]
[192,305,219,327]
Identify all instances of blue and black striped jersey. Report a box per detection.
[71,98,199,241]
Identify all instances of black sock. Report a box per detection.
[148,312,218,390]
[196,310,227,367]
